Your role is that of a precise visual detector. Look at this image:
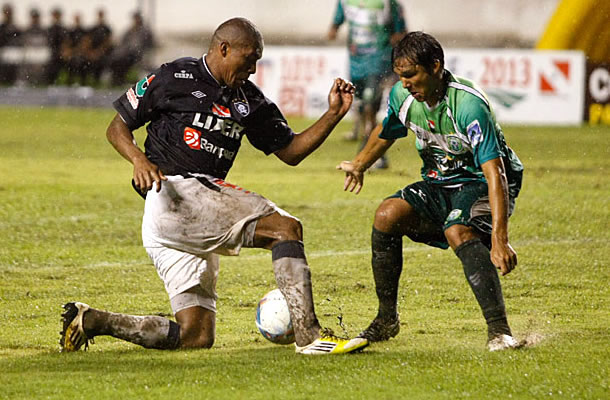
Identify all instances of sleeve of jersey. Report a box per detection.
[112,69,164,131]
[333,1,345,26]
[390,0,407,33]
[245,101,295,155]
[461,100,504,168]
[379,87,408,140]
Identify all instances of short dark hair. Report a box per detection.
[392,31,444,73]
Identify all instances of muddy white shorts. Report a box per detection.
[142,175,291,313]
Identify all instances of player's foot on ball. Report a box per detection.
[487,334,522,351]
[295,329,368,355]
[59,302,92,352]
[357,314,400,342]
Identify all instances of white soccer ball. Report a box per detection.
[255,288,295,345]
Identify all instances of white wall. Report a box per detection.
[13,0,559,47]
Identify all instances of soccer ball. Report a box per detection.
[255,288,295,345]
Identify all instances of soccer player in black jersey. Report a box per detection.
[60,17,368,355]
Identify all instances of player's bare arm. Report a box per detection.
[274,78,354,166]
[106,113,167,192]
[481,157,517,275]
[337,123,395,194]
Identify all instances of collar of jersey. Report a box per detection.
[201,54,225,89]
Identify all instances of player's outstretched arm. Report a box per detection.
[336,123,394,194]
[481,157,517,275]
[106,113,167,192]
[274,78,354,166]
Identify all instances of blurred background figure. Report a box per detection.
[20,8,47,85]
[84,8,112,86]
[45,7,68,85]
[63,12,88,85]
[109,11,154,86]
[0,3,20,84]
[328,0,406,169]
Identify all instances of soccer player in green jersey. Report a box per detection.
[337,31,524,351]
[328,0,406,168]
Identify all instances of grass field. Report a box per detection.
[0,106,608,399]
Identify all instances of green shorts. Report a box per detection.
[388,180,516,249]
[352,73,388,109]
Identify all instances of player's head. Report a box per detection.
[391,31,445,104]
[208,17,263,89]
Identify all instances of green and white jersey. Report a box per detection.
[380,71,523,196]
[333,0,406,80]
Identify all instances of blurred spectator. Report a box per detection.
[0,3,20,84]
[46,7,68,85]
[109,11,154,86]
[328,0,406,169]
[20,8,48,85]
[63,13,88,85]
[84,9,112,85]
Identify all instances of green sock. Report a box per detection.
[454,238,512,338]
[371,227,403,320]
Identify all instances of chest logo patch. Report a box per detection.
[233,99,250,117]
[427,119,436,132]
[447,135,464,153]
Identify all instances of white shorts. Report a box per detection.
[142,175,293,312]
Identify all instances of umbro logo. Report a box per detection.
[191,91,206,99]
[174,70,194,79]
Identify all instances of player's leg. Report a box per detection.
[358,195,442,342]
[253,212,368,354]
[60,249,219,352]
[443,183,519,350]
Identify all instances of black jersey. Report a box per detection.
[113,56,294,179]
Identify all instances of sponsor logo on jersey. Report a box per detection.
[191,91,206,99]
[466,120,482,146]
[182,127,236,161]
[135,74,155,97]
[127,88,139,109]
[192,113,244,139]
[184,127,201,149]
[233,99,250,117]
[174,70,194,79]
[212,103,231,118]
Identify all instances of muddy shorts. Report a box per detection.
[389,180,516,249]
[142,174,293,312]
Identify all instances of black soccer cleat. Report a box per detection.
[357,315,400,342]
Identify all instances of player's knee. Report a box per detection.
[444,224,478,250]
[374,203,400,232]
[274,216,303,242]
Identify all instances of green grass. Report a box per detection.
[0,107,608,399]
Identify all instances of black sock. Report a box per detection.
[371,227,403,320]
[454,238,511,338]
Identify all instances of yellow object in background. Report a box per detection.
[537,0,610,63]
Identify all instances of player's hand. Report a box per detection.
[133,157,167,193]
[336,160,364,194]
[328,78,355,117]
[490,241,517,276]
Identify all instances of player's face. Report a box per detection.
[223,43,262,89]
[393,57,443,105]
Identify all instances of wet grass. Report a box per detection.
[0,107,608,399]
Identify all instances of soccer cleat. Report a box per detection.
[59,302,92,352]
[357,315,400,342]
[487,334,521,351]
[295,329,368,355]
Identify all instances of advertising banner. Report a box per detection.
[252,47,585,125]
[584,63,610,125]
